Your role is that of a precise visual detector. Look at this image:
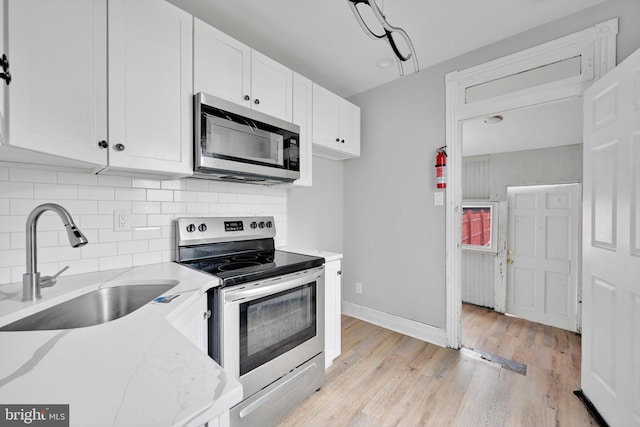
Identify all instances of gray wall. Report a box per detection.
[287,156,344,252]
[465,144,584,201]
[344,1,640,329]
[462,144,583,308]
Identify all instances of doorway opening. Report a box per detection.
[444,18,618,349]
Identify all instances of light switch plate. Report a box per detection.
[434,191,444,206]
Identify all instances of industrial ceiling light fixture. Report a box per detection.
[347,0,419,76]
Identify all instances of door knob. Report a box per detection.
[507,258,514,264]
[98,140,108,149]
[254,98,260,105]
[244,95,250,101]
[113,143,125,152]
[507,250,513,255]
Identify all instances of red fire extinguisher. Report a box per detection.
[436,146,447,188]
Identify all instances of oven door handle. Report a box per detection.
[224,267,323,303]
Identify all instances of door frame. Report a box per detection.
[444,19,618,348]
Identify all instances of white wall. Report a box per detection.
[0,165,287,285]
[344,1,640,331]
[287,156,344,252]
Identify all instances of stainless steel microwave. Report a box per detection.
[193,92,300,184]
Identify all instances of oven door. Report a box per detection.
[218,267,324,399]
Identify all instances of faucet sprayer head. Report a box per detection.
[65,223,88,248]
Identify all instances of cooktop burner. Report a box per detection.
[181,249,323,286]
[175,216,324,287]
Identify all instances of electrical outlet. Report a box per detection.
[355,282,363,294]
[434,191,444,206]
[114,210,131,231]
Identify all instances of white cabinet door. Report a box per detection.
[0,0,7,146]
[193,18,251,108]
[339,99,361,157]
[171,293,209,353]
[108,0,192,177]
[324,259,342,368]
[292,72,312,186]
[4,0,107,165]
[312,83,341,149]
[251,50,292,122]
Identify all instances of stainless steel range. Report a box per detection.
[175,216,325,427]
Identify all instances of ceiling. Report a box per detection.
[168,0,607,98]
[462,98,583,156]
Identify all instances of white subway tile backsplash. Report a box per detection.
[99,254,132,270]
[81,242,118,258]
[118,240,149,255]
[79,214,113,229]
[161,180,186,190]
[161,202,186,214]
[79,185,115,201]
[133,251,161,266]
[147,189,173,202]
[186,179,209,192]
[58,172,98,186]
[34,184,78,200]
[132,178,161,189]
[0,182,33,199]
[0,168,287,282]
[10,168,57,183]
[98,229,133,243]
[115,188,147,201]
[132,227,162,241]
[97,175,132,188]
[0,199,9,215]
[132,201,161,214]
[0,249,23,267]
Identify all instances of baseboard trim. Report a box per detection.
[573,390,609,427]
[342,301,448,348]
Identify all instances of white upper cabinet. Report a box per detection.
[292,72,312,186]
[107,0,193,177]
[1,0,107,166]
[250,50,292,121]
[312,83,360,160]
[193,18,251,108]
[0,0,192,177]
[193,18,293,122]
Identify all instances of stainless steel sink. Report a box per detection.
[0,284,176,331]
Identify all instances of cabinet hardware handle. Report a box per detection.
[337,270,342,275]
[1,71,11,85]
[114,143,125,152]
[1,54,10,86]
[341,139,345,143]
[244,95,250,101]
[98,140,108,149]
[254,98,260,105]
[335,138,340,142]
[204,310,212,319]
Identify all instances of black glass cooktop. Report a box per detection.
[181,249,324,287]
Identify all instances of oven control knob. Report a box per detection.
[198,223,207,232]
[250,221,257,229]
[258,221,265,229]
[266,221,273,228]
[186,224,196,233]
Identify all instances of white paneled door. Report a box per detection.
[582,47,640,426]
[506,184,580,332]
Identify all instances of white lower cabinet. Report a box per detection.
[170,293,208,353]
[324,257,342,368]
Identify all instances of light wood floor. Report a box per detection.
[278,304,594,427]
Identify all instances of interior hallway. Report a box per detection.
[278,305,593,426]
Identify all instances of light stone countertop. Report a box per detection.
[278,247,343,263]
[0,262,243,427]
